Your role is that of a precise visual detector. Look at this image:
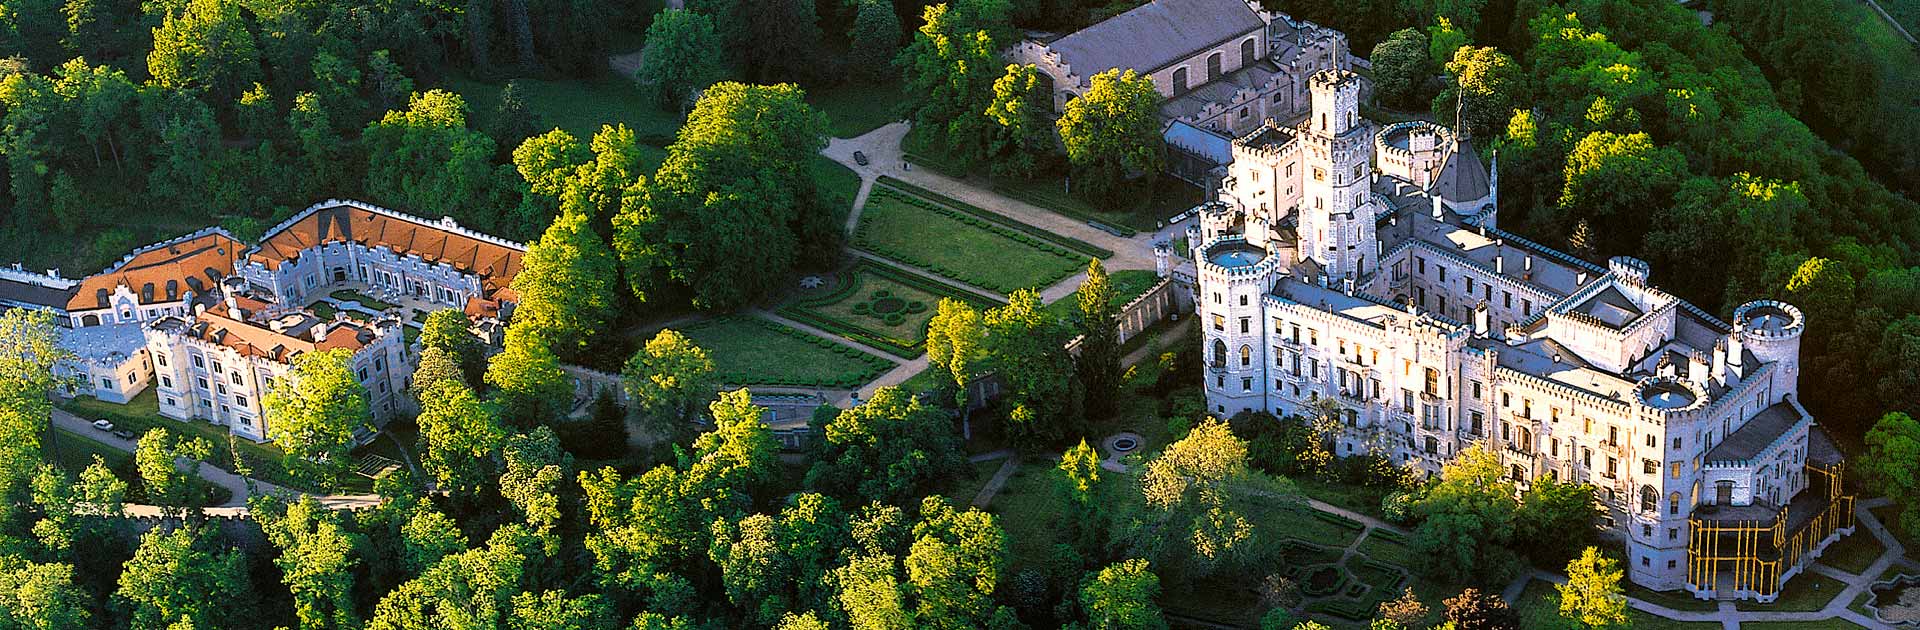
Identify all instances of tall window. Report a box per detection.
[1240,38,1256,64]
[1206,52,1223,80]
[1239,345,1251,367]
[1173,67,1189,93]
[1641,486,1657,512]
[1211,340,1227,368]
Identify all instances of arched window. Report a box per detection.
[1641,486,1658,513]
[1239,344,1252,367]
[1424,437,1437,454]
[1211,339,1227,369]
[1241,38,1256,65]
[1207,52,1223,81]
[1173,67,1189,93]
[1518,427,1532,452]
[1669,492,1682,515]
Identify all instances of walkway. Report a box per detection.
[969,451,1020,509]
[51,407,383,511]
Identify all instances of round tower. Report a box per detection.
[1195,235,1283,418]
[1732,300,1804,395]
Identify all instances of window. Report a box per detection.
[230,372,242,385]
[1239,345,1251,367]
[99,377,112,389]
[235,395,248,408]
[1672,437,1683,450]
[1238,295,1248,306]
[1643,459,1657,475]
[1641,486,1657,512]
[1240,37,1255,64]
[1211,340,1228,369]
[1583,447,1593,468]
[160,376,172,388]
[193,355,205,369]
[1213,314,1225,331]
[1423,368,1439,396]
[1608,425,1619,446]
[1669,492,1681,515]
[1241,377,1252,392]
[1205,51,1223,81]
[1670,462,1682,479]
[1313,167,1326,182]
[1173,67,1189,93]
[156,353,168,367]
[1470,411,1483,434]
[1239,318,1249,334]
[196,377,209,390]
[1607,457,1618,478]
[211,360,222,374]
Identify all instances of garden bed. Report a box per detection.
[777,261,1002,358]
[677,316,893,389]
[327,289,398,312]
[853,187,1086,294]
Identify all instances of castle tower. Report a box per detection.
[1298,69,1376,280]
[1732,300,1805,399]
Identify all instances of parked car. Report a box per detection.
[853,150,869,166]
[91,419,113,431]
[111,429,135,441]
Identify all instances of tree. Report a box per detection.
[1786,256,1856,348]
[1375,587,1427,629]
[621,329,717,439]
[507,590,612,630]
[365,525,535,630]
[509,210,620,359]
[984,289,1079,445]
[1861,412,1920,539]
[362,90,501,228]
[1059,439,1102,509]
[1075,259,1122,420]
[985,63,1055,179]
[697,0,821,83]
[0,308,69,524]
[904,497,1010,628]
[710,494,851,624]
[1557,547,1628,630]
[133,428,211,517]
[1514,478,1598,567]
[485,325,573,427]
[1556,131,1686,254]
[1426,17,1467,67]
[0,556,90,630]
[1410,444,1518,584]
[1078,559,1166,630]
[255,496,361,630]
[114,526,249,630]
[1436,45,1523,136]
[1369,28,1429,107]
[833,552,913,630]
[500,427,569,544]
[414,375,505,500]
[805,386,965,505]
[418,309,485,387]
[925,298,986,406]
[612,82,835,310]
[146,0,260,105]
[847,0,903,83]
[1129,418,1263,574]
[28,458,123,558]
[263,347,371,486]
[1441,587,1519,630]
[1058,69,1162,203]
[685,389,781,499]
[635,9,724,111]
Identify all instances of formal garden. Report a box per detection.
[853,186,1092,294]
[675,315,893,389]
[777,260,1002,358]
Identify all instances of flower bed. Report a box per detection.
[778,262,1002,359]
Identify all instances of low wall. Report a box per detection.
[1066,276,1190,354]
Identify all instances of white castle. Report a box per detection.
[1172,68,1855,601]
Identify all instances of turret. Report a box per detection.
[1732,300,1805,394]
[1308,70,1363,137]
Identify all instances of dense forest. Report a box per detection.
[0,0,1918,628]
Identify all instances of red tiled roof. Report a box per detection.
[68,232,245,311]
[250,205,524,299]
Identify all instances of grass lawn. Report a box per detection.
[1881,0,1920,33]
[854,188,1085,294]
[677,315,893,389]
[980,460,1078,571]
[441,73,683,141]
[47,428,232,505]
[941,457,1006,507]
[1819,528,1887,575]
[1624,581,1720,613]
[1514,580,1718,630]
[811,155,863,214]
[1735,571,1848,612]
[1354,530,1420,568]
[805,81,908,138]
[59,390,366,494]
[1741,620,1870,630]
[900,126,1204,235]
[778,260,1001,358]
[327,289,398,312]
[1042,269,1161,321]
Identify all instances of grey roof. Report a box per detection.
[1431,135,1491,203]
[0,276,77,310]
[1571,285,1645,328]
[1706,401,1807,464]
[1164,120,1235,165]
[59,323,147,366]
[1160,60,1283,120]
[1046,0,1265,83]
[1807,425,1844,468]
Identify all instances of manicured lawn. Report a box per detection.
[1514,580,1719,630]
[1624,581,1720,613]
[441,73,684,141]
[1735,571,1848,612]
[805,81,908,138]
[810,155,862,215]
[854,188,1085,294]
[1820,528,1887,575]
[900,126,1205,235]
[677,315,893,389]
[1354,530,1420,568]
[778,261,1001,358]
[941,457,1006,507]
[1042,269,1162,321]
[980,460,1077,570]
[1742,620,1869,630]
[327,289,398,312]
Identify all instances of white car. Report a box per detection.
[91,419,114,431]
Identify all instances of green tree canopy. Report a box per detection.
[1862,412,1920,539]
[1074,258,1122,421]
[984,289,1079,445]
[1411,444,1518,584]
[361,89,504,230]
[114,526,249,630]
[1557,547,1628,630]
[1370,28,1430,107]
[484,325,573,427]
[621,328,718,439]
[508,209,620,360]
[1057,69,1163,203]
[263,347,371,486]
[635,9,725,111]
[1077,558,1166,630]
[805,386,964,505]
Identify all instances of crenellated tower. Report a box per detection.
[1298,69,1377,280]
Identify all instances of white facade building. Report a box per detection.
[1177,69,1854,601]
[56,323,152,404]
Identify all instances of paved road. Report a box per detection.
[51,406,382,511]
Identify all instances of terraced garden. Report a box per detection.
[853,187,1089,294]
[777,261,1002,358]
[676,315,893,389]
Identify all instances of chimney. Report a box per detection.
[1688,352,1709,387]
[1524,254,1533,272]
[1576,271,1589,285]
[1431,195,1444,219]
[1712,338,1728,383]
[1342,277,1355,295]
[1727,331,1745,379]
[193,303,206,317]
[1473,302,1490,336]
[312,322,328,343]
[1495,256,1504,275]
[224,295,240,317]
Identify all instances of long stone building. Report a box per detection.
[1171,68,1855,601]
